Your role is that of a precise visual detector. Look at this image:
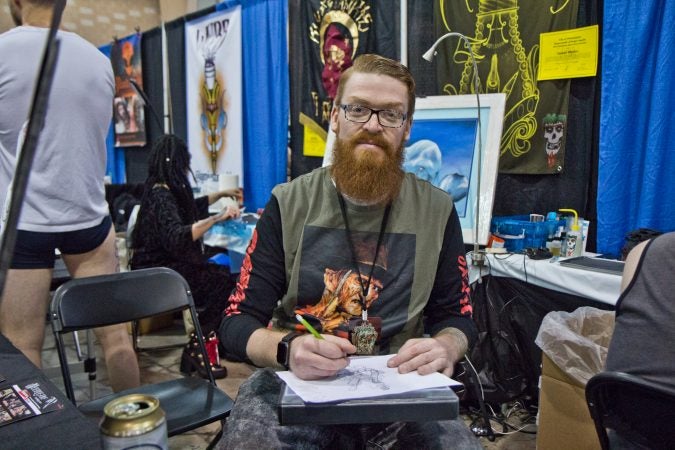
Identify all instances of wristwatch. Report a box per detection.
[276,331,302,370]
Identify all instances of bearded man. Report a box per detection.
[216,54,480,448]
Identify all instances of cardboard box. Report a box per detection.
[126,313,175,335]
[536,354,601,450]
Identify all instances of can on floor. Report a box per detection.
[100,393,168,450]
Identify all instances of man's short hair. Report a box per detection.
[334,54,416,120]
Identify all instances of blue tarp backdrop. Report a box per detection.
[216,0,289,212]
[598,0,675,255]
[99,43,127,184]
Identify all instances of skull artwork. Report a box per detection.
[543,113,567,169]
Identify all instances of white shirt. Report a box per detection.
[0,26,113,232]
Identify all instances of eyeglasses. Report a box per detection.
[339,104,407,128]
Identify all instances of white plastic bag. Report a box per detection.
[535,306,615,385]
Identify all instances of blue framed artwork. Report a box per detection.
[404,118,476,218]
[411,94,505,245]
[322,93,505,245]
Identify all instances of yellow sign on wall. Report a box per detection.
[538,25,598,80]
[300,112,328,157]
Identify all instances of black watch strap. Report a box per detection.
[276,331,302,370]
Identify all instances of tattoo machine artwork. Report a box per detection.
[198,33,228,174]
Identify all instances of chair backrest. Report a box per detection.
[50,267,191,332]
[50,267,215,403]
[586,371,675,450]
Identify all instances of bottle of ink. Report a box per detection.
[559,208,583,257]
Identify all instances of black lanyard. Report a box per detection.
[336,193,391,316]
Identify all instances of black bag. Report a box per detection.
[621,228,662,261]
[111,192,140,232]
[457,277,530,407]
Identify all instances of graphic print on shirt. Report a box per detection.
[296,268,383,333]
[296,226,415,341]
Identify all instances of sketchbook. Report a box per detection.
[277,355,460,425]
[278,384,459,425]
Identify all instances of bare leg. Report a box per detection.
[0,269,52,367]
[63,227,140,392]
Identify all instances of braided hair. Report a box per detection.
[134,135,197,244]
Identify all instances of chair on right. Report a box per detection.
[585,371,675,450]
[50,267,233,447]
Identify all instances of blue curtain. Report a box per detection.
[217,0,289,212]
[98,43,127,184]
[598,0,675,255]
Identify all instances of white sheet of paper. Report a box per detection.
[276,354,462,404]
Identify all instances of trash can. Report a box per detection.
[534,307,615,450]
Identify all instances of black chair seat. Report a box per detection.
[586,371,675,450]
[80,377,233,435]
[50,268,233,446]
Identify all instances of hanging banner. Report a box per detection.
[185,6,243,181]
[434,0,578,174]
[288,0,399,178]
[110,32,146,147]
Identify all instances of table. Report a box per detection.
[0,334,102,449]
[464,253,619,406]
[203,213,258,273]
[469,253,622,305]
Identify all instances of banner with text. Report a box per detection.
[434,0,578,174]
[289,0,399,178]
[185,6,243,181]
[110,33,146,147]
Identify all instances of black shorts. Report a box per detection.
[11,216,113,269]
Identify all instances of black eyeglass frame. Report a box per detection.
[339,104,408,128]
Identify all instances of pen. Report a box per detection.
[295,314,324,340]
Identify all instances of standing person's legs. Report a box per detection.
[0,269,52,367]
[62,226,140,392]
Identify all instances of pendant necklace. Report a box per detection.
[337,192,391,354]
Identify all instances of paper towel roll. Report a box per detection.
[219,174,239,191]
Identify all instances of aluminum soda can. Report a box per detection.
[100,394,168,450]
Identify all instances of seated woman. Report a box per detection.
[131,134,241,379]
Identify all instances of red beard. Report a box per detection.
[330,130,405,204]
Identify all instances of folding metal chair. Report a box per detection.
[586,371,675,450]
[50,267,233,447]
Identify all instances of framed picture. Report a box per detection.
[323,93,506,245]
[408,94,505,245]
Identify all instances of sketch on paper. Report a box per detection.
[336,367,391,392]
[276,354,460,403]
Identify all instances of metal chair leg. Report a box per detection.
[85,329,96,400]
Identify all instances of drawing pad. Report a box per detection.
[278,384,459,426]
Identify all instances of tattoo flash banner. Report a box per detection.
[185,6,243,178]
[434,0,578,174]
[110,33,146,147]
[289,0,399,177]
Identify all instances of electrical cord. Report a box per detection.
[465,401,538,437]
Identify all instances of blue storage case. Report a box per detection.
[490,215,563,252]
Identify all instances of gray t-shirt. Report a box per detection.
[605,232,675,390]
[0,26,112,232]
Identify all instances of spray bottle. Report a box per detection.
[559,208,583,257]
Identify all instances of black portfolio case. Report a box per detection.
[278,384,459,426]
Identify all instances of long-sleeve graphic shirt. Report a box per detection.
[220,167,476,361]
